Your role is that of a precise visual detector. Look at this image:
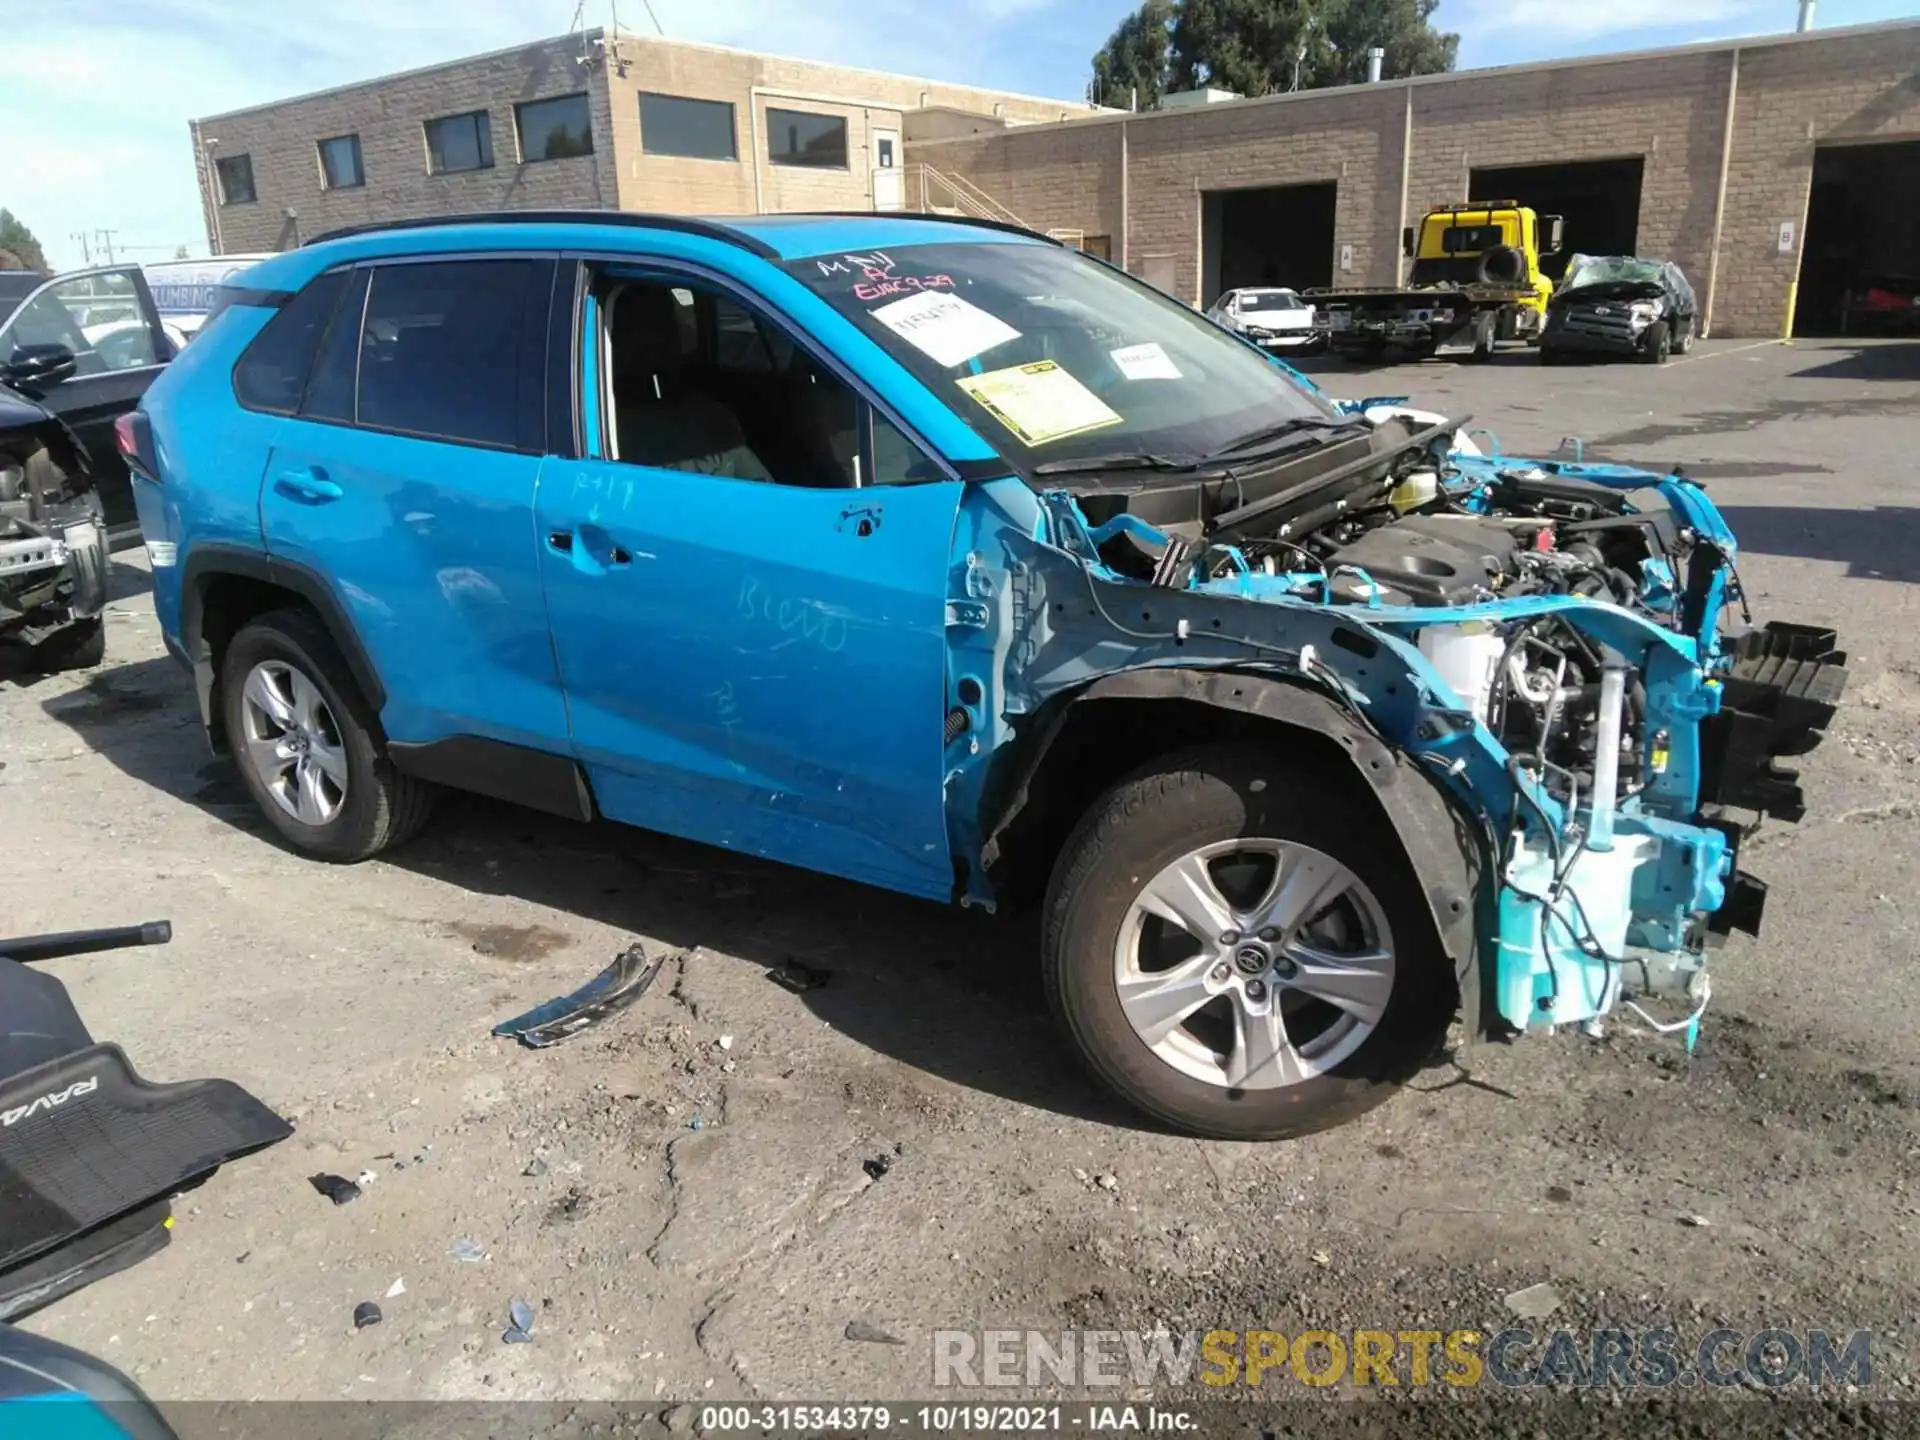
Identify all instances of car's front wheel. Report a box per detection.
[1042,746,1451,1140]
[221,608,434,861]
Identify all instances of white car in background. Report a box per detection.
[141,254,275,347]
[1205,286,1323,352]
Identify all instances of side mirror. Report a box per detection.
[3,342,77,388]
[1544,216,1566,256]
[1401,226,1415,258]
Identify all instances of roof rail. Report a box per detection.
[789,211,1066,246]
[302,210,779,258]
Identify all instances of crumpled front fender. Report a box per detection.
[984,666,1490,1031]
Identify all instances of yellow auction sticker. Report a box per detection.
[955,360,1123,446]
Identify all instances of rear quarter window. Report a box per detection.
[232,270,351,414]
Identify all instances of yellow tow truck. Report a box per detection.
[1307,201,1564,362]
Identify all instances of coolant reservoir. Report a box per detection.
[1418,622,1504,722]
[1389,469,1440,512]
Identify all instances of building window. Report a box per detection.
[767,108,847,169]
[638,93,737,160]
[214,153,256,205]
[515,94,593,163]
[425,110,495,174]
[317,134,365,190]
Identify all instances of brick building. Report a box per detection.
[904,20,1920,338]
[189,30,1092,255]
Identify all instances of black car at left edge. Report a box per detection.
[1,265,174,670]
[0,265,176,543]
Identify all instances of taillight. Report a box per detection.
[116,411,159,481]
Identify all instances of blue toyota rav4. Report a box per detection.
[126,212,1844,1140]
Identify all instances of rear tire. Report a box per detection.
[27,618,105,673]
[1041,746,1452,1140]
[220,608,435,861]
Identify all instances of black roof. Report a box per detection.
[301,208,1065,257]
[302,210,781,258]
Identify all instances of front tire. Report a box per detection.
[1642,321,1672,364]
[220,608,435,861]
[1042,746,1452,1140]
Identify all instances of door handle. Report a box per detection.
[273,470,343,504]
[548,526,630,574]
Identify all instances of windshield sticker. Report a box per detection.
[817,250,957,302]
[954,361,1123,447]
[1109,341,1181,381]
[872,291,1021,369]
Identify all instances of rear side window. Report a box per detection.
[232,269,350,414]
[300,268,369,424]
[354,259,549,450]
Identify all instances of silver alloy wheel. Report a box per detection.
[1113,838,1395,1090]
[238,659,349,828]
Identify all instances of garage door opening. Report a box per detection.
[1795,140,1920,338]
[1468,158,1644,281]
[1201,182,1336,306]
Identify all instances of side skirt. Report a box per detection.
[387,736,596,823]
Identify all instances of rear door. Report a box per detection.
[534,257,963,899]
[0,267,171,538]
[252,256,571,755]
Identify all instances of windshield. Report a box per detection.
[783,241,1335,472]
[1560,255,1665,292]
[1239,290,1301,310]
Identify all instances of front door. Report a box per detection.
[872,129,903,211]
[534,264,960,899]
[0,267,171,538]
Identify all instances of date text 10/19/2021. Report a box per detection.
[700,1406,1195,1433]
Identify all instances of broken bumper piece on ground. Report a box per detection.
[491,943,665,1049]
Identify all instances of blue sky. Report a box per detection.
[2,0,1913,270]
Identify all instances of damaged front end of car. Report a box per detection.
[949,415,1844,1045]
[0,389,108,657]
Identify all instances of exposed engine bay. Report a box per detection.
[0,401,108,651]
[1017,411,1847,1042]
[1064,418,1693,800]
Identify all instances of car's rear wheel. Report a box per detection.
[221,608,434,861]
[1042,746,1451,1140]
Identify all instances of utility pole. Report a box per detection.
[93,229,119,265]
[71,231,92,265]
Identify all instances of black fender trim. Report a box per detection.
[985,669,1491,1037]
[387,736,595,823]
[181,544,387,735]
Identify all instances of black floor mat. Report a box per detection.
[0,1197,171,1321]
[0,1043,291,1276]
